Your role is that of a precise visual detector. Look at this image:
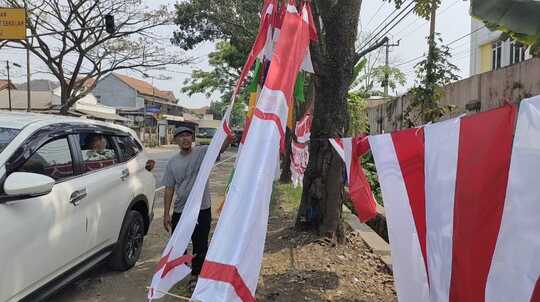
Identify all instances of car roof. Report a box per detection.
[0,111,136,136]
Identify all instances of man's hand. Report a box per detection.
[163,213,172,233]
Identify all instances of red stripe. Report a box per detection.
[199,261,256,302]
[349,136,377,222]
[161,254,194,278]
[531,277,540,302]
[254,108,286,151]
[156,248,172,272]
[223,120,234,139]
[391,127,428,275]
[449,105,517,302]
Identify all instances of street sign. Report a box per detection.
[0,8,26,40]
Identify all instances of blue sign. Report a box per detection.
[146,105,160,114]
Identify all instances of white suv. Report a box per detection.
[0,112,156,302]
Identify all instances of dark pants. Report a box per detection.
[171,208,212,276]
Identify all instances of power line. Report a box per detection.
[395,0,460,40]
[360,0,413,50]
[359,1,416,53]
[364,2,386,29]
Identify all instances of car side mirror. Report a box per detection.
[4,172,55,196]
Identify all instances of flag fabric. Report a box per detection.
[191,3,312,302]
[148,109,233,300]
[329,136,377,222]
[295,110,311,143]
[290,141,308,187]
[369,98,540,302]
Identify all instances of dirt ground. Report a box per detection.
[52,149,395,301]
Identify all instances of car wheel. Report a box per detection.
[108,210,145,271]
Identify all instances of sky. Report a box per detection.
[0,0,472,108]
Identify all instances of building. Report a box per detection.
[91,73,194,145]
[469,18,533,75]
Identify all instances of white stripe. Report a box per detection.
[256,86,289,132]
[192,116,280,300]
[329,138,345,160]
[369,134,430,302]
[424,118,461,302]
[486,96,540,302]
[342,138,353,180]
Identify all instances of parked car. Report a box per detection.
[0,112,156,302]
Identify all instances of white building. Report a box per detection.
[469,18,532,76]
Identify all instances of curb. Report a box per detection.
[343,207,393,272]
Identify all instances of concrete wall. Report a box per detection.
[92,74,140,109]
[368,58,540,134]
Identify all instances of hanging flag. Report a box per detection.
[290,141,309,187]
[329,136,377,222]
[148,109,233,300]
[295,110,312,144]
[234,0,278,94]
[368,100,540,302]
[191,3,312,301]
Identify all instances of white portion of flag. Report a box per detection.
[369,134,430,302]
[486,96,540,302]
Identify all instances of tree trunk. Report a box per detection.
[59,85,71,115]
[280,128,293,183]
[296,0,362,237]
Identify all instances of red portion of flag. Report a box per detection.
[200,261,256,302]
[449,105,517,302]
[348,136,377,222]
[392,128,428,275]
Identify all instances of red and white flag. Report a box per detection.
[329,136,377,222]
[290,141,309,187]
[295,112,312,144]
[369,98,540,302]
[191,3,312,302]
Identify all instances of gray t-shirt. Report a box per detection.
[162,146,211,213]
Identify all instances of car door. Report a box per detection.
[0,136,88,302]
[77,132,125,253]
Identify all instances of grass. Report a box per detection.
[274,183,303,213]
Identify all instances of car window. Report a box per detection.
[0,127,21,154]
[18,138,74,180]
[116,135,141,162]
[79,133,119,172]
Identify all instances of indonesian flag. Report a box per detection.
[148,109,233,300]
[191,3,312,302]
[329,136,377,222]
[369,98,540,302]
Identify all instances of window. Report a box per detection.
[0,127,20,154]
[116,135,141,162]
[510,40,526,65]
[492,41,502,70]
[18,138,74,180]
[80,133,119,172]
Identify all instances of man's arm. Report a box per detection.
[220,136,233,154]
[163,186,175,233]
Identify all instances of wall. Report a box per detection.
[92,74,139,109]
[368,58,540,134]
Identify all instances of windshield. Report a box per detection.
[197,127,217,138]
[0,127,21,154]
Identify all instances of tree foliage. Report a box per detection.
[0,0,189,113]
[405,34,460,125]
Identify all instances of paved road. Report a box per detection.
[50,146,236,301]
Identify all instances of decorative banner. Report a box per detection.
[329,136,377,222]
[192,3,312,301]
[290,141,308,187]
[368,100,540,302]
[295,111,312,144]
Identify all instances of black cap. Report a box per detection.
[173,126,194,138]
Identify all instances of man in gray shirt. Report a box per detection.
[162,126,229,291]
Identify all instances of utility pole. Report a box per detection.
[424,0,438,123]
[384,39,400,97]
[5,61,21,111]
[6,61,12,112]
